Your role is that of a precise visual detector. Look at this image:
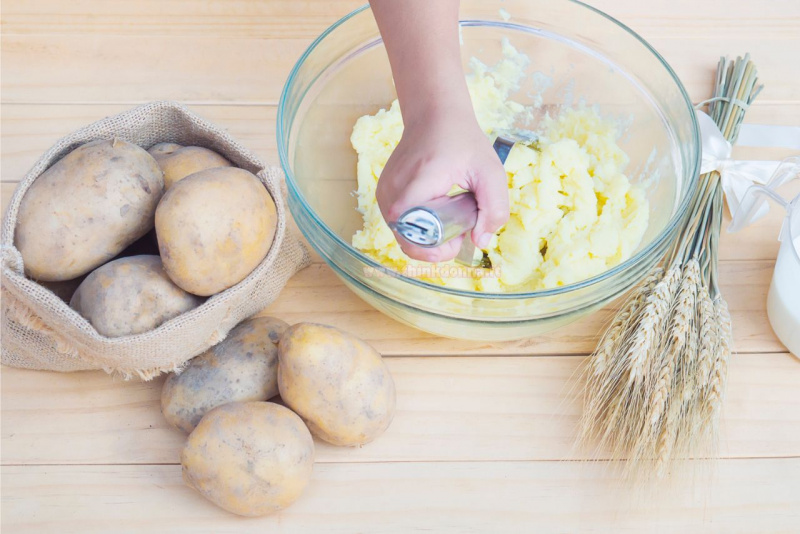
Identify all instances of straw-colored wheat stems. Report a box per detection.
[655,384,682,477]
[648,260,699,432]
[705,298,732,423]
[590,268,663,379]
[625,265,682,387]
[694,287,717,394]
[579,55,760,481]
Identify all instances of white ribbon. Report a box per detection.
[738,123,800,150]
[697,110,800,223]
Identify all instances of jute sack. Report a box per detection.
[0,101,311,379]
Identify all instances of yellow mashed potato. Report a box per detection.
[351,41,649,293]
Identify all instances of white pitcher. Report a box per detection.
[729,157,800,358]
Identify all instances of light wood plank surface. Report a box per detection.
[2,0,799,532]
[5,0,799,38]
[3,460,800,534]
[6,103,799,185]
[0,182,789,355]
[2,34,799,104]
[2,352,798,466]
[0,105,281,182]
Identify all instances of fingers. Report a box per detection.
[469,161,509,249]
[374,130,508,263]
[393,230,465,263]
[377,156,462,262]
[381,172,455,222]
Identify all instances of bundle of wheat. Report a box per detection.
[580,55,762,479]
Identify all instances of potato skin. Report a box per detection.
[155,167,277,296]
[278,323,396,446]
[161,316,286,433]
[147,143,232,189]
[147,142,183,159]
[70,255,202,338]
[257,315,290,344]
[181,402,314,517]
[15,138,164,281]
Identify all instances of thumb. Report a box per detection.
[469,163,509,249]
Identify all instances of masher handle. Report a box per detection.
[419,193,479,244]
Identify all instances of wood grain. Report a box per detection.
[2,103,799,184]
[0,105,280,182]
[3,0,798,38]
[3,460,799,533]
[0,0,364,37]
[1,35,798,104]
[0,179,787,355]
[258,260,786,355]
[0,172,791,355]
[2,104,798,265]
[2,352,798,466]
[2,0,799,530]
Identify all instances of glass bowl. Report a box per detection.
[277,0,700,341]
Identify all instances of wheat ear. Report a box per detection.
[703,298,732,436]
[590,267,663,379]
[623,264,682,387]
[677,285,718,453]
[647,259,699,440]
[581,268,664,448]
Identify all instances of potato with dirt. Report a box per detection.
[15,138,164,281]
[161,315,289,433]
[70,255,202,337]
[147,142,232,189]
[256,315,291,344]
[155,167,277,296]
[278,323,396,446]
[181,401,314,517]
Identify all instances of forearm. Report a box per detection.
[369,0,472,129]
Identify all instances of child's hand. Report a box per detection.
[376,105,509,262]
[370,0,508,262]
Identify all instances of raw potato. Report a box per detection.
[161,316,287,433]
[182,402,314,517]
[15,138,164,281]
[155,167,277,296]
[70,255,202,338]
[257,315,290,344]
[278,323,396,446]
[148,142,232,189]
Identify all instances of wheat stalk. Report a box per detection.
[655,382,682,477]
[582,269,662,437]
[579,264,680,460]
[590,268,663,379]
[625,265,681,387]
[703,298,732,431]
[648,260,699,432]
[693,287,717,395]
[678,286,717,448]
[579,55,760,480]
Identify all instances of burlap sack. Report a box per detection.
[0,101,311,379]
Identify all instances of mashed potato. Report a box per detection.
[351,41,649,293]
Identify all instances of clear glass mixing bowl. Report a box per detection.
[277,0,700,341]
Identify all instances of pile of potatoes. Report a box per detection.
[16,136,397,516]
[161,319,396,516]
[15,138,278,337]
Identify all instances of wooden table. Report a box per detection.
[2,1,799,532]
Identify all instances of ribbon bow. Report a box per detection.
[695,110,793,223]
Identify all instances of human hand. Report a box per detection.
[369,0,508,262]
[376,105,509,263]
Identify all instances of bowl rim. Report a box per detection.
[277,1,701,300]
